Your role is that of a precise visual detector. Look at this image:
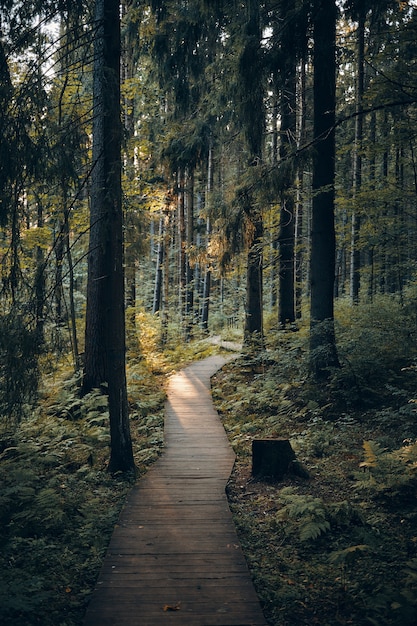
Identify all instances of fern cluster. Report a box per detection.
[357,439,417,505]
[274,487,363,543]
[212,309,417,626]
[0,351,167,625]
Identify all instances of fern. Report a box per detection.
[360,440,385,469]
[356,439,417,504]
[299,519,331,542]
[276,488,331,542]
[329,544,371,566]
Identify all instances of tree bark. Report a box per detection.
[309,0,340,378]
[244,206,264,348]
[295,56,307,319]
[83,0,134,474]
[185,166,194,341]
[177,169,187,335]
[278,1,297,328]
[241,0,264,350]
[152,212,165,314]
[350,7,365,304]
[64,206,81,372]
[201,141,213,332]
[34,196,45,343]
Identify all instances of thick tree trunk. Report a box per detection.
[83,0,134,474]
[309,0,339,378]
[241,0,264,350]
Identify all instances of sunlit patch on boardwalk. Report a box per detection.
[83,355,267,626]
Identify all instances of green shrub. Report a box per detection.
[0,312,40,423]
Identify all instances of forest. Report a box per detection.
[1,0,417,624]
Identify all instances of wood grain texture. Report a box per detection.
[83,355,267,626]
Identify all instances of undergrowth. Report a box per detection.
[212,297,417,625]
[0,311,221,626]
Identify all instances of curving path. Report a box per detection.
[83,354,267,626]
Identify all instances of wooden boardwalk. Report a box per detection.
[83,355,267,626]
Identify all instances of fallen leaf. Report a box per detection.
[163,602,181,612]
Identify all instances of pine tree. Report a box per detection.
[83,0,135,473]
[309,0,340,378]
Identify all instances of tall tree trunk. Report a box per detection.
[269,94,279,312]
[241,0,264,349]
[121,0,138,326]
[295,57,307,320]
[83,0,134,474]
[278,195,295,326]
[350,7,365,304]
[379,110,390,294]
[278,13,297,327]
[152,211,165,314]
[244,204,264,346]
[63,206,81,372]
[34,196,45,343]
[200,211,211,333]
[201,141,213,332]
[177,169,187,335]
[54,221,65,325]
[367,109,377,301]
[309,0,339,378]
[160,207,172,345]
[185,166,194,341]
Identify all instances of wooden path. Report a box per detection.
[83,354,267,626]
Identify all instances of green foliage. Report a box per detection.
[0,312,40,422]
[213,315,417,625]
[275,487,331,542]
[356,440,417,505]
[275,488,364,544]
[0,347,169,625]
[333,295,417,406]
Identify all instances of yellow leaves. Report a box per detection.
[21,225,52,251]
[359,440,383,469]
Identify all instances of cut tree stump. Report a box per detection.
[252,438,297,479]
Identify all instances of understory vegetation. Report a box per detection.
[2,296,417,625]
[0,315,216,626]
[212,295,417,625]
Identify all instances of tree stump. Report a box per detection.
[252,438,296,479]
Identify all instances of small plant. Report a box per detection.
[329,544,371,591]
[356,440,417,505]
[275,487,331,542]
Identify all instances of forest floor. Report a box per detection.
[211,334,417,626]
[1,317,417,626]
[0,336,218,626]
